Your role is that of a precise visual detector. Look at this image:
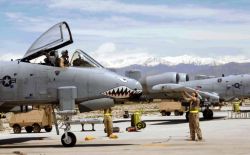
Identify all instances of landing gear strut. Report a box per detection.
[57,86,78,147]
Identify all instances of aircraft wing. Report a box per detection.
[152,83,220,102]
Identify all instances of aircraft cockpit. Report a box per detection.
[19,21,104,68]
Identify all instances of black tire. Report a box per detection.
[25,126,33,133]
[61,132,77,147]
[185,112,189,121]
[161,111,167,116]
[208,109,213,119]
[174,110,180,116]
[131,114,135,127]
[104,127,120,133]
[123,114,129,118]
[179,112,184,116]
[44,126,52,132]
[203,110,208,119]
[33,123,41,133]
[136,122,143,130]
[203,109,213,120]
[112,127,120,133]
[0,114,6,119]
[13,124,21,134]
[141,121,146,129]
[166,112,171,116]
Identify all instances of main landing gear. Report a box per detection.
[202,107,213,120]
[185,107,214,121]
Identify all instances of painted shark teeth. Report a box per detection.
[102,86,142,99]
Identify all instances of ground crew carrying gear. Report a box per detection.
[103,108,113,137]
[182,91,203,141]
[232,99,241,112]
[131,111,146,130]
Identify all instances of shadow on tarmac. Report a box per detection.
[151,116,226,125]
[0,137,137,149]
[114,116,226,125]
[0,137,46,145]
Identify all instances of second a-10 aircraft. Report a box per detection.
[125,70,250,120]
[0,22,142,147]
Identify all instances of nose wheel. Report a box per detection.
[61,132,76,147]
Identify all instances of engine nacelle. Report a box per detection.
[179,73,189,82]
[141,72,180,93]
[78,98,114,113]
[125,70,142,81]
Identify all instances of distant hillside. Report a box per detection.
[112,62,250,79]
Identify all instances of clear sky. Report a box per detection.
[1,0,250,67]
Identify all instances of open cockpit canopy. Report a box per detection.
[21,21,73,62]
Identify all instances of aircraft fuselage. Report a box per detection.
[0,61,142,111]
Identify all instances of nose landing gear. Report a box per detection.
[57,110,77,147]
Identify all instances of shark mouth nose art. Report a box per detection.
[102,86,142,99]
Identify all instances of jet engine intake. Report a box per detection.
[179,73,190,82]
[142,72,180,92]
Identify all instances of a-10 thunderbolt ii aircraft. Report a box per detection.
[126,70,250,120]
[153,74,250,119]
[0,22,142,147]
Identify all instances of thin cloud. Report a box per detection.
[48,0,250,23]
[5,12,59,32]
[48,0,219,17]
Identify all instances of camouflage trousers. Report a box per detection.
[189,113,202,140]
[104,115,113,137]
[0,119,4,131]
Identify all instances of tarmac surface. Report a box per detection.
[0,111,250,155]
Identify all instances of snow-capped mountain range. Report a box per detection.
[113,55,250,78]
[140,55,250,67]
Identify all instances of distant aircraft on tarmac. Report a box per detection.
[0,22,142,147]
[125,70,250,119]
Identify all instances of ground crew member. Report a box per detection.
[232,98,241,112]
[103,108,113,137]
[182,91,203,141]
[59,50,70,67]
